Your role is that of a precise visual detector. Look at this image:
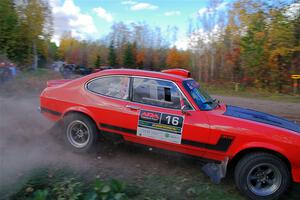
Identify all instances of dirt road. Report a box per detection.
[215,95,300,123]
[1,93,300,199]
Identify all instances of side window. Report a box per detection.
[87,76,129,100]
[132,77,192,109]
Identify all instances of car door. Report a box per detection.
[123,77,211,156]
[86,75,132,131]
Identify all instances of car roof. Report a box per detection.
[95,68,191,82]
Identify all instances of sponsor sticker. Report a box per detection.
[137,110,184,144]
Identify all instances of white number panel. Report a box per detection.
[137,110,184,144]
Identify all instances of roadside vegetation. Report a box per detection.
[1,69,299,103]
[2,168,138,200]
[1,0,299,94]
[204,82,300,103]
[2,163,300,200]
[0,68,61,97]
[0,165,245,200]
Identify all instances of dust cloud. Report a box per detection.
[0,95,94,191]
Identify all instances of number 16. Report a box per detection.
[166,116,179,126]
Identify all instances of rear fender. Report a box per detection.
[63,106,98,128]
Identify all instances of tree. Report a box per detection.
[290,5,300,76]
[123,43,136,68]
[240,10,268,87]
[18,0,53,69]
[0,0,21,62]
[95,55,101,67]
[58,32,84,65]
[108,40,117,67]
[267,9,296,92]
[166,47,189,69]
[48,41,58,62]
[136,49,145,68]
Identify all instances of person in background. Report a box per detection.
[0,62,12,83]
[9,63,17,77]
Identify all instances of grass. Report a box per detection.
[133,174,244,200]
[0,68,62,97]
[138,171,300,200]
[202,82,300,103]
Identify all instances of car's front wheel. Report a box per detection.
[235,152,290,200]
[63,113,97,152]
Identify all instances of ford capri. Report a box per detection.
[40,68,300,200]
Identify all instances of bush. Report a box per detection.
[84,179,127,200]
[7,168,134,200]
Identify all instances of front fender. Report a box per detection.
[231,142,288,159]
[231,142,300,183]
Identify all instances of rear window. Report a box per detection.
[87,76,129,100]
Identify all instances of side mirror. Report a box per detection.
[181,105,190,115]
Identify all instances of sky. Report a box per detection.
[49,0,229,49]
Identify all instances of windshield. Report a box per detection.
[183,80,218,110]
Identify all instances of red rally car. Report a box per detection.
[40,68,300,200]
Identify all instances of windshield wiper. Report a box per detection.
[203,98,220,108]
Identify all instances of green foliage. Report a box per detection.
[48,42,59,61]
[8,168,134,200]
[0,0,30,64]
[0,0,52,68]
[32,190,49,200]
[123,43,136,68]
[189,0,300,93]
[84,179,127,200]
[108,40,117,67]
[240,10,268,87]
[53,178,82,200]
[94,55,101,67]
[1,0,299,93]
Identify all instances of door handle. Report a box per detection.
[126,105,140,110]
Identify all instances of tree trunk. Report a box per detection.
[32,41,38,70]
[220,50,224,80]
[196,53,202,81]
[204,51,209,82]
[191,52,195,78]
[210,48,215,81]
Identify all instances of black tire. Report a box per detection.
[63,113,98,152]
[234,152,290,200]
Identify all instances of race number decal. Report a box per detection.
[137,110,184,144]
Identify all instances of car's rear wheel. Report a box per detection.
[234,152,290,200]
[63,113,97,152]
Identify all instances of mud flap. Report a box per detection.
[202,157,229,184]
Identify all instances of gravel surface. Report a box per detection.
[215,95,300,123]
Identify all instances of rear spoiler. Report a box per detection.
[46,79,71,87]
[161,69,191,78]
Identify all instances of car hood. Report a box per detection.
[224,105,300,133]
